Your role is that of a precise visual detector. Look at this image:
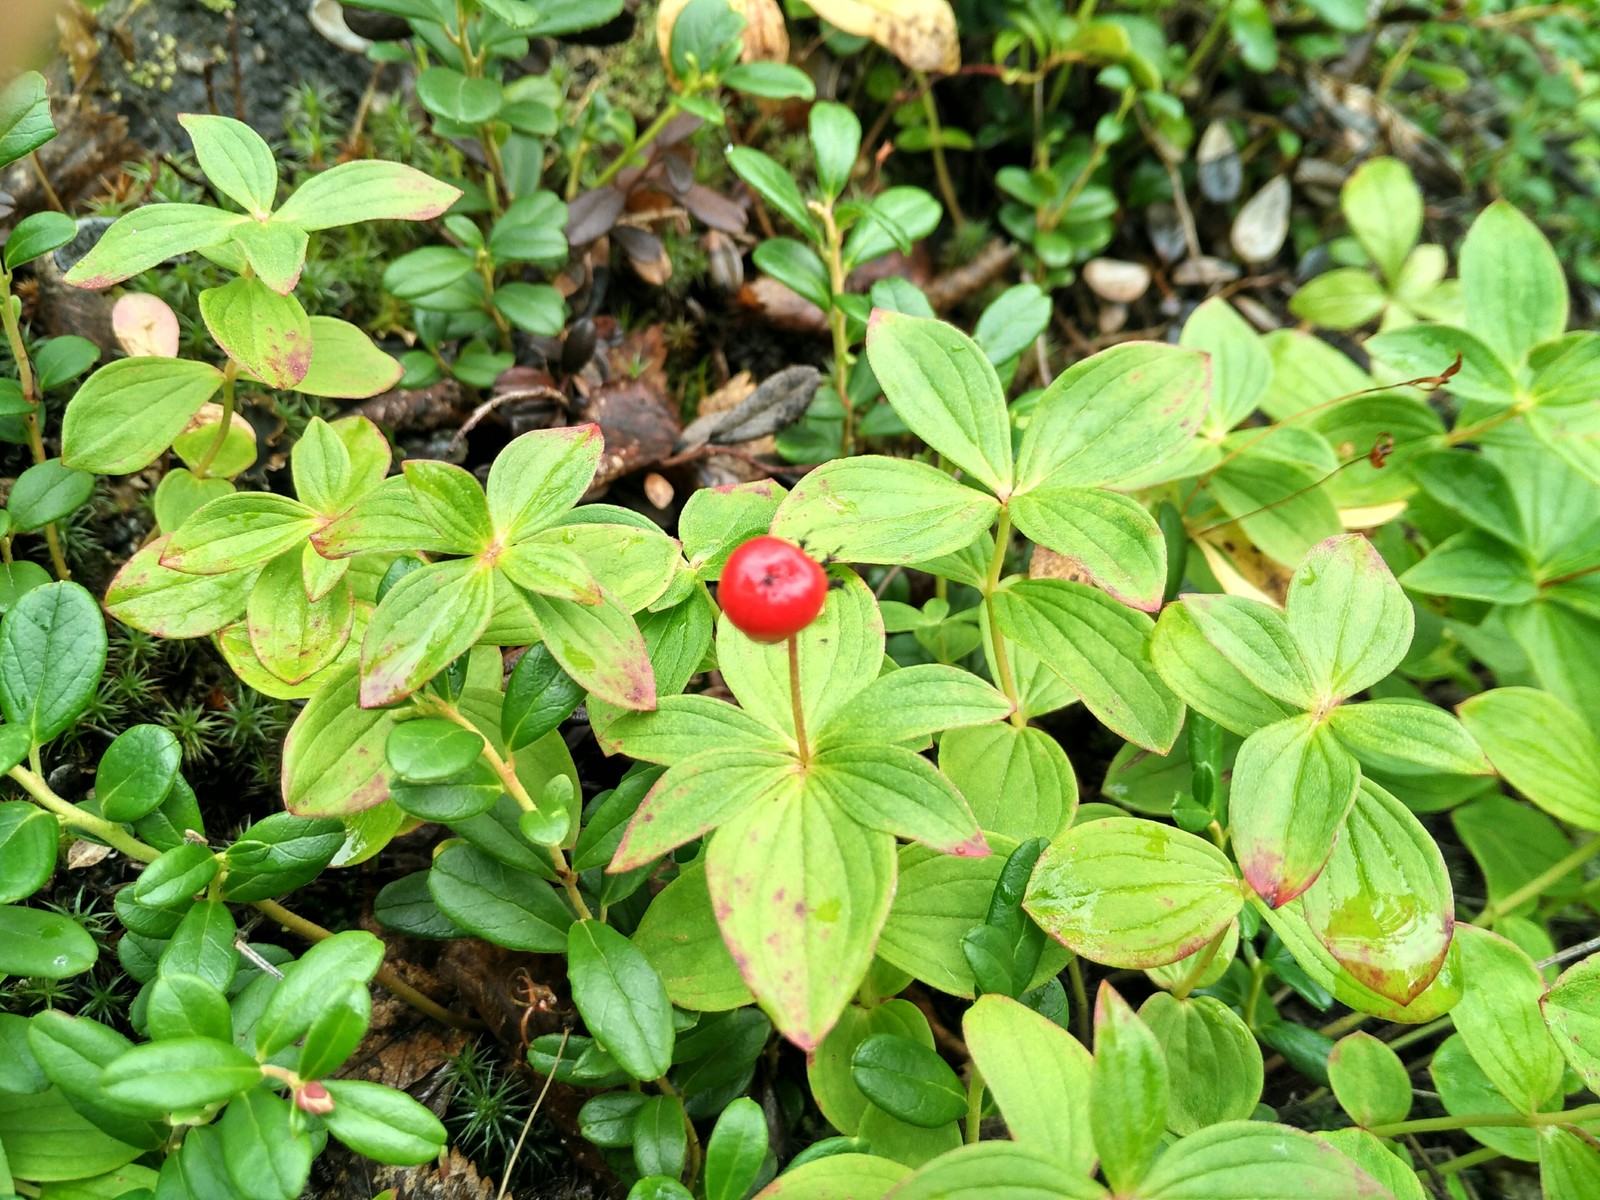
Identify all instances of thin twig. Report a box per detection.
[498,1029,569,1200]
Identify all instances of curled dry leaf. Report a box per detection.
[809,0,960,73]
[1231,175,1291,263]
[1083,257,1151,304]
[112,292,180,358]
[657,0,790,72]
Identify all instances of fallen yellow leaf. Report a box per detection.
[809,0,960,73]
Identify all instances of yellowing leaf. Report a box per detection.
[809,0,958,73]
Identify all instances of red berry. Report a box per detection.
[719,536,827,644]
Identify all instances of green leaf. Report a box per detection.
[841,187,941,269]
[1429,1032,1543,1161]
[321,1079,447,1165]
[634,1093,688,1178]
[297,981,372,1079]
[810,101,860,201]
[0,1086,142,1182]
[568,919,675,1081]
[0,71,55,170]
[386,718,483,784]
[1341,157,1421,285]
[723,61,815,99]
[281,663,399,818]
[632,859,753,1011]
[101,1038,259,1112]
[725,147,818,242]
[1400,529,1537,604]
[1025,817,1242,966]
[1009,486,1166,611]
[3,210,77,271]
[1013,343,1209,491]
[938,724,1076,842]
[296,316,403,398]
[1208,452,1342,569]
[1288,269,1387,330]
[757,1154,908,1199]
[416,65,503,123]
[96,724,181,823]
[274,161,460,231]
[178,113,277,217]
[1184,297,1267,438]
[104,536,256,638]
[217,1087,311,1200]
[1140,992,1262,1134]
[402,459,493,553]
[707,776,894,1050]
[704,1097,769,1200]
[199,276,311,389]
[146,972,232,1042]
[753,238,831,311]
[1091,983,1167,1193]
[1151,603,1298,736]
[1449,924,1565,1114]
[1301,779,1452,1004]
[1529,331,1600,407]
[7,459,92,532]
[160,899,238,991]
[0,800,56,903]
[1367,323,1517,407]
[230,217,308,293]
[771,456,998,565]
[1461,200,1567,368]
[427,842,572,951]
[61,357,223,474]
[0,581,106,745]
[991,579,1182,753]
[850,1034,966,1128]
[1136,1121,1392,1198]
[1542,952,1600,1093]
[864,311,1014,495]
[962,994,1094,1172]
[133,841,218,907]
[1457,687,1600,830]
[1230,714,1360,908]
[612,745,794,869]
[391,760,503,823]
[818,663,1011,749]
[1540,1128,1600,1200]
[494,281,566,335]
[219,812,345,902]
[501,643,585,751]
[360,560,494,708]
[162,492,318,575]
[1179,594,1316,708]
[1286,534,1412,705]
[515,585,654,710]
[254,929,384,1057]
[245,551,354,685]
[0,906,97,978]
[62,204,246,290]
[487,192,569,267]
[153,468,235,536]
[1328,1031,1411,1128]
[812,743,988,856]
[1327,699,1491,776]
[887,1142,1107,1200]
[879,842,1070,999]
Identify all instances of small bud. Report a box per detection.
[294,1080,335,1116]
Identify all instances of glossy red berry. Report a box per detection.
[719,536,827,644]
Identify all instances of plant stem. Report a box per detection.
[592,101,682,191]
[193,359,239,480]
[14,761,476,1031]
[916,75,964,228]
[0,271,71,579]
[812,199,856,456]
[10,765,161,862]
[1171,925,1229,1000]
[1369,1102,1600,1138]
[788,634,809,764]
[965,1063,985,1143]
[250,898,477,1031]
[1430,1147,1501,1176]
[1068,956,1091,1044]
[981,510,1026,727]
[1474,835,1600,925]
